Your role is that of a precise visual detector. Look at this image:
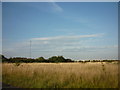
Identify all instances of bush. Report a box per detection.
[14,62,21,66]
[36,57,45,62]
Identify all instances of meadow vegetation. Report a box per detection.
[2,62,118,88]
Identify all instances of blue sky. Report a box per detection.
[0,2,1,54]
[2,2,118,60]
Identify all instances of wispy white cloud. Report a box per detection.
[50,2,63,12]
[61,45,118,52]
[21,2,63,14]
[31,33,104,41]
[3,33,118,60]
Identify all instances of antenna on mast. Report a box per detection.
[30,40,31,58]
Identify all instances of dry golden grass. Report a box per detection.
[0,63,2,82]
[2,62,118,88]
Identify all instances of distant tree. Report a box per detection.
[1,55,8,62]
[48,56,73,63]
[65,59,73,62]
[1,54,74,63]
[57,56,65,62]
[36,57,45,62]
[48,56,58,62]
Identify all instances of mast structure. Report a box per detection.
[30,40,31,58]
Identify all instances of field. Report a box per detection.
[2,62,118,88]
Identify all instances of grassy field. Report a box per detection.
[2,62,118,88]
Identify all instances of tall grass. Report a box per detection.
[2,62,118,88]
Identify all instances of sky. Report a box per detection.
[2,2,118,60]
[0,2,1,54]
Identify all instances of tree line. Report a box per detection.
[1,55,74,63]
[1,54,118,63]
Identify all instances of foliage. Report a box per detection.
[1,55,73,63]
[1,55,118,63]
[1,54,9,62]
[14,62,21,66]
[48,56,66,63]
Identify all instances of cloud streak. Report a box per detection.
[31,33,104,41]
[51,2,63,12]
